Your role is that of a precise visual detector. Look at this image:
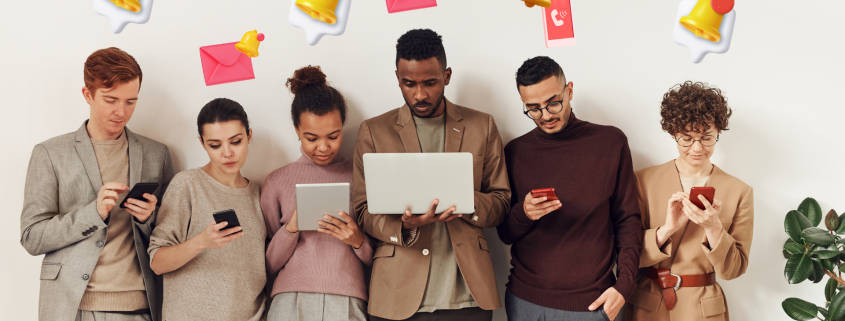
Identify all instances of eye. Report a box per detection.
[209,144,221,149]
[403,81,416,87]
[104,99,117,104]
[306,138,317,142]
[328,135,339,140]
[424,80,438,87]
[231,139,242,145]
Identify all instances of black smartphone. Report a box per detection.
[212,209,241,231]
[119,182,160,208]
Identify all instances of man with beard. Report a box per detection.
[352,29,510,321]
[497,56,642,321]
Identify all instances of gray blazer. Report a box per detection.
[20,122,173,321]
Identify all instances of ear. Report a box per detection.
[395,69,402,84]
[247,128,253,143]
[565,81,574,102]
[443,67,452,86]
[82,86,94,105]
[198,136,204,145]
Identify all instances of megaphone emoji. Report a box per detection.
[296,0,339,24]
[522,0,551,8]
[108,0,141,12]
[235,30,265,58]
[680,0,734,42]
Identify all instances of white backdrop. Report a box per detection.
[2,1,843,320]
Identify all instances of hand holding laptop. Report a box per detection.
[401,198,462,229]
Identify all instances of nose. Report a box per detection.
[317,140,329,152]
[541,108,554,121]
[223,144,234,158]
[690,140,704,151]
[413,87,427,103]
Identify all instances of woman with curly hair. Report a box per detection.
[628,82,753,321]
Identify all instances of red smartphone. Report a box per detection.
[689,187,715,210]
[530,188,559,201]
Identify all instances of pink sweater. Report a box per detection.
[261,154,373,300]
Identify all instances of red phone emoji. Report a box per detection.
[689,187,715,210]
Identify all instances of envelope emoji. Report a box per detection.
[199,42,255,86]
[386,0,437,14]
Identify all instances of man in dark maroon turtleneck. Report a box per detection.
[497,56,642,321]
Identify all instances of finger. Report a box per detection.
[322,214,346,227]
[125,197,152,211]
[103,182,130,192]
[698,195,714,210]
[102,190,120,201]
[402,208,413,221]
[427,199,440,215]
[221,226,243,236]
[437,206,457,221]
[318,219,341,232]
[213,221,229,230]
[713,200,722,209]
[317,226,343,240]
[142,193,158,205]
[588,293,607,311]
[336,211,353,224]
[530,196,548,205]
[223,230,243,240]
[444,214,462,222]
[123,202,147,214]
[537,200,562,211]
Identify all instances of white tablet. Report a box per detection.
[363,152,475,214]
[295,183,350,231]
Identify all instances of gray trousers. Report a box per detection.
[370,307,491,321]
[267,292,368,321]
[506,291,622,321]
[75,310,151,321]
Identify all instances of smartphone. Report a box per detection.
[530,187,559,201]
[212,209,241,231]
[119,182,160,208]
[689,187,715,210]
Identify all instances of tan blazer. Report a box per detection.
[352,100,511,320]
[628,160,753,321]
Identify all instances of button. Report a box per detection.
[390,236,399,243]
[472,215,479,222]
[422,249,430,256]
[82,274,90,281]
[96,241,105,248]
[92,226,98,231]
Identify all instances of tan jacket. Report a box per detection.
[628,160,753,321]
[352,100,510,320]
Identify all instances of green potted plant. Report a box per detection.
[782,197,845,320]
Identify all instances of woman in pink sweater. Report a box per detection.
[261,66,373,321]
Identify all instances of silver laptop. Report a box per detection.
[295,183,350,230]
[363,152,475,214]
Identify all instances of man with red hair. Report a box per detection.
[21,47,172,321]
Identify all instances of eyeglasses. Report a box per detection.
[675,135,719,147]
[523,94,566,120]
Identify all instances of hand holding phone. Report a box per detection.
[530,188,559,201]
[212,209,241,234]
[524,188,562,221]
[689,187,715,210]
[119,182,159,208]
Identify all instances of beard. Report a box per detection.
[406,94,445,118]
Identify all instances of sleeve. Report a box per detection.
[353,237,374,266]
[261,173,301,274]
[462,115,511,228]
[147,174,191,261]
[702,186,753,280]
[638,172,674,268]
[496,142,537,245]
[353,121,408,247]
[135,146,175,236]
[609,139,644,302]
[20,144,108,256]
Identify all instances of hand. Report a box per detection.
[523,192,562,221]
[318,211,366,249]
[588,287,625,321]
[663,192,689,233]
[96,182,129,220]
[284,210,298,233]
[123,193,157,223]
[401,199,461,230]
[195,221,243,250]
[682,195,724,247]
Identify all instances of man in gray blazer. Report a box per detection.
[20,47,173,321]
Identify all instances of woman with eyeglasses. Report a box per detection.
[628,82,753,321]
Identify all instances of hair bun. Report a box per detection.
[286,65,327,94]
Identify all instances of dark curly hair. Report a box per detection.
[516,56,565,89]
[286,65,347,128]
[660,81,732,135]
[395,29,447,69]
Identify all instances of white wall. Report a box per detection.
[2,1,842,320]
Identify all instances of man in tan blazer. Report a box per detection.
[352,29,510,321]
[20,47,172,321]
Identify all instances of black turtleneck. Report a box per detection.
[497,113,642,311]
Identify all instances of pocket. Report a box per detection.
[373,244,395,259]
[631,290,662,312]
[600,308,611,321]
[701,294,727,319]
[478,236,489,252]
[40,262,61,280]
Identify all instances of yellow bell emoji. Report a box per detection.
[235,30,265,58]
[522,0,551,8]
[680,0,733,43]
[296,0,339,25]
[109,0,141,13]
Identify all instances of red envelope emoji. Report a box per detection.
[386,0,437,13]
[199,42,255,86]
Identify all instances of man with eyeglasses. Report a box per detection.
[496,56,642,321]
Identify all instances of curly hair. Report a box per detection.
[660,81,732,135]
[285,65,347,128]
[395,29,447,69]
[516,56,565,89]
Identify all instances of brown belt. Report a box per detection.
[643,268,716,310]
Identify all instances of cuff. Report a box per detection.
[702,227,734,263]
[613,278,636,303]
[81,202,109,231]
[402,227,420,247]
[353,238,374,264]
[511,205,536,226]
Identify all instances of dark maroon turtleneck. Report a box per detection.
[497,113,642,311]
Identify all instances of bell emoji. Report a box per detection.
[680,0,734,43]
[235,30,265,58]
[296,0,339,25]
[522,0,551,8]
[109,0,141,12]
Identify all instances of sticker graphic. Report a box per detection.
[522,0,550,8]
[199,31,264,86]
[673,0,735,63]
[93,0,153,33]
[542,0,575,47]
[386,0,437,14]
[290,0,350,45]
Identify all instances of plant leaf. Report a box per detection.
[786,252,814,284]
[813,247,839,260]
[782,297,818,320]
[837,212,845,235]
[785,240,804,258]
[827,278,838,302]
[827,209,841,231]
[786,210,814,243]
[799,197,823,227]
[803,227,835,247]
[830,289,845,320]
